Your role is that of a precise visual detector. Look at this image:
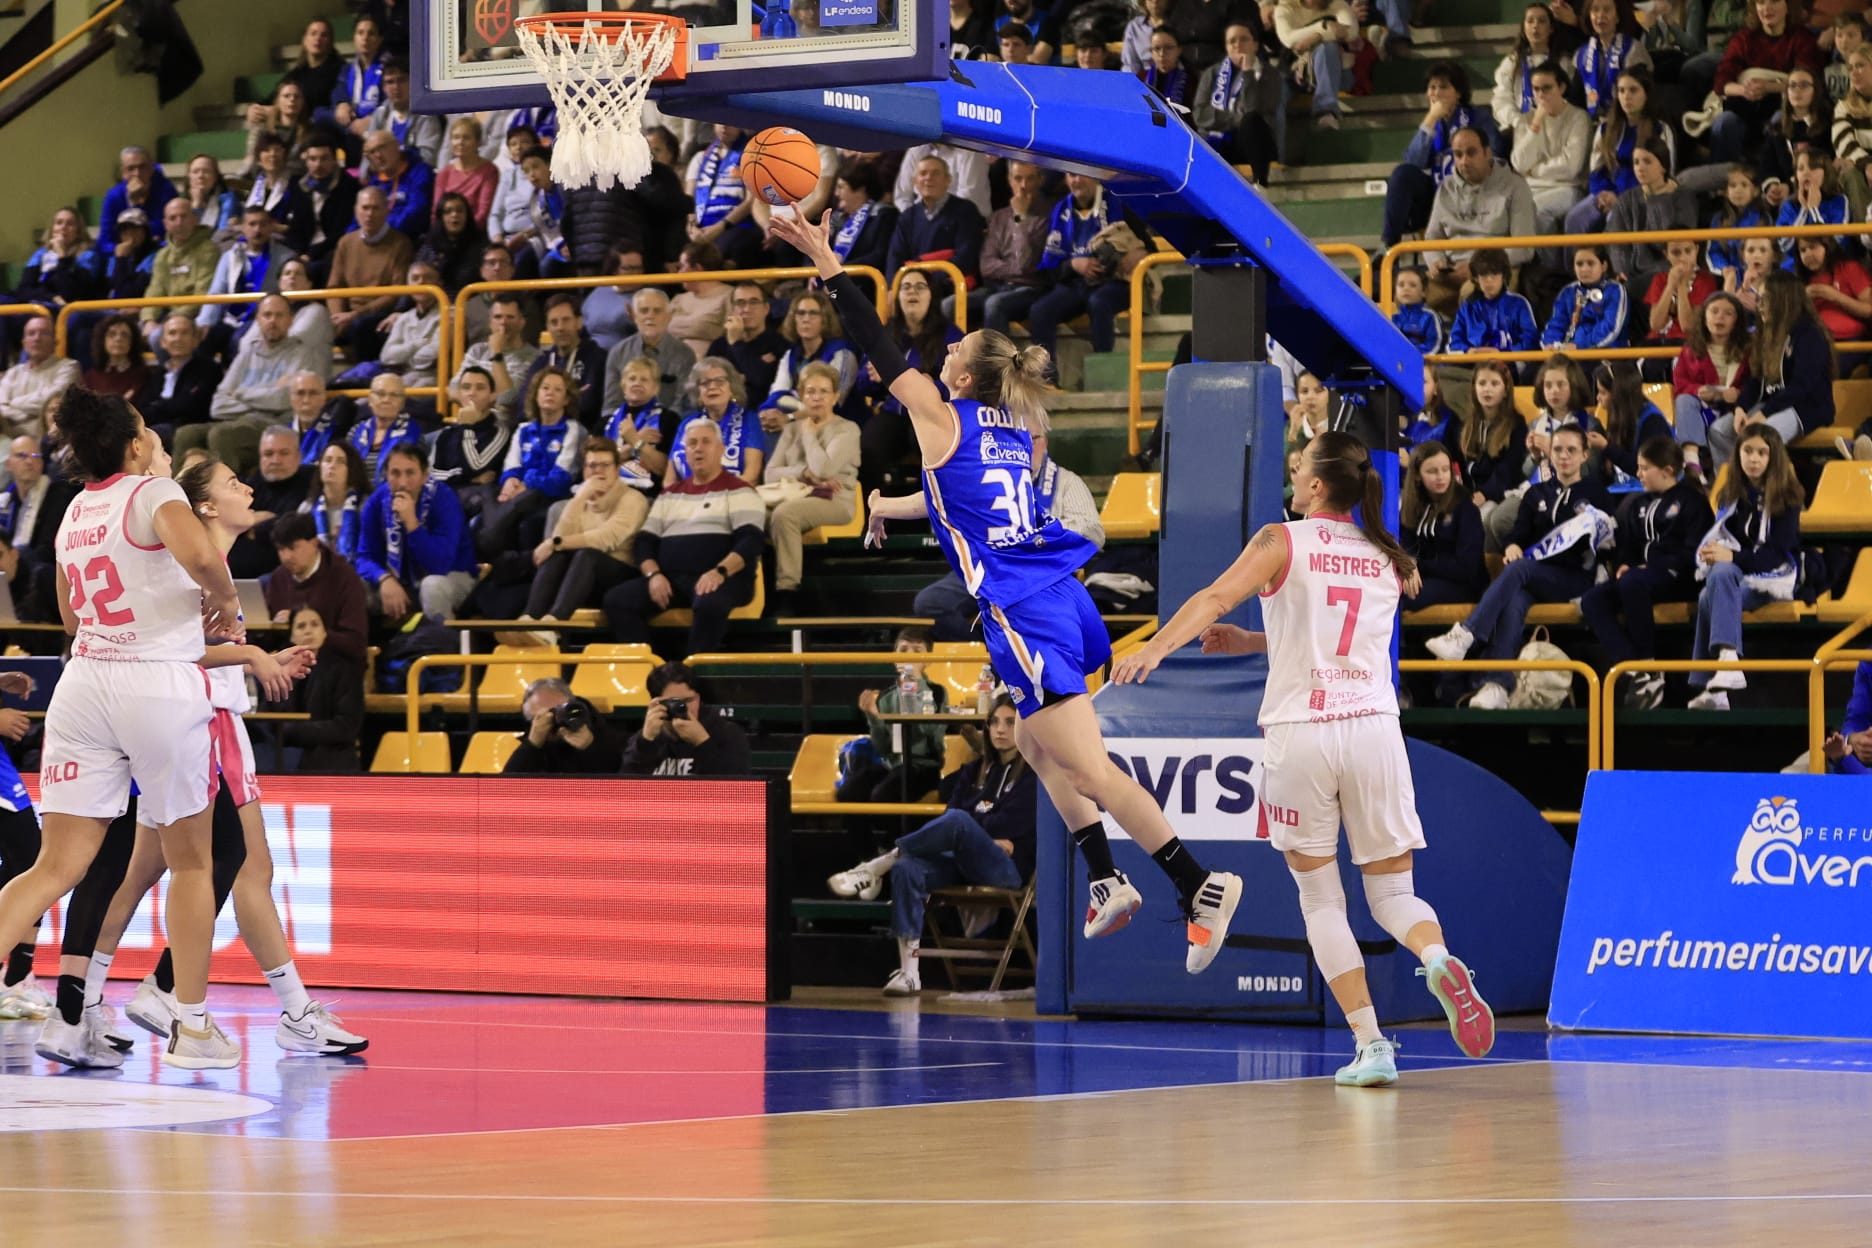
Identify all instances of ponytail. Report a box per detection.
[966,329,1056,433]
[1357,456,1418,583]
[1308,430,1417,582]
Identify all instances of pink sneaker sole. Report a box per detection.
[1426,955,1495,1058]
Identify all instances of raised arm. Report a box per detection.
[1111,524,1292,684]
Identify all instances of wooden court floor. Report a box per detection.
[0,987,1866,1246]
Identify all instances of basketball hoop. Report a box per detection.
[513,12,687,192]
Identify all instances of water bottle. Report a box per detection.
[897,669,920,713]
[975,664,995,716]
[760,2,798,38]
[917,685,936,716]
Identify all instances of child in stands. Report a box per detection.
[1776,148,1853,261]
[1402,364,1461,450]
[1716,269,1836,466]
[1793,235,1872,341]
[1642,238,1719,382]
[1671,291,1750,478]
[1401,439,1487,610]
[1489,352,1596,548]
[1447,248,1539,360]
[1726,235,1777,316]
[1706,166,1769,282]
[1541,244,1629,350]
[1589,361,1672,481]
[1458,360,1527,542]
[1392,266,1446,355]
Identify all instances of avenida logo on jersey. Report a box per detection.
[1102,737,1266,842]
[1732,795,1872,888]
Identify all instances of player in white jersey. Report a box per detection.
[0,388,248,1071]
[1115,431,1494,1086]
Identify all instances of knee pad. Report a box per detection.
[1362,869,1440,947]
[1290,863,1363,982]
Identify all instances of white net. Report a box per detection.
[514,17,678,192]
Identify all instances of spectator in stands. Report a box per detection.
[1834,46,1872,215]
[1493,4,1558,135]
[1821,661,1872,772]
[687,125,759,269]
[668,358,764,485]
[1794,235,1872,339]
[563,180,648,281]
[355,441,477,621]
[525,294,607,427]
[997,0,1061,62]
[859,272,962,494]
[828,160,898,276]
[998,20,1035,62]
[1589,361,1672,480]
[1025,173,1150,369]
[1138,27,1195,107]
[328,186,415,362]
[181,153,241,244]
[1403,364,1459,448]
[1421,129,1538,317]
[346,373,422,488]
[285,370,343,463]
[766,362,861,610]
[668,242,734,358]
[602,358,679,488]
[303,441,369,562]
[1572,0,1649,116]
[1382,62,1501,254]
[19,207,101,320]
[912,431,1103,640]
[1428,423,1611,707]
[486,124,540,251]
[276,18,341,119]
[1511,64,1590,234]
[135,315,219,446]
[708,283,789,403]
[886,155,986,283]
[604,419,765,656]
[196,295,318,472]
[81,315,149,400]
[571,244,643,356]
[834,627,947,811]
[266,511,371,664]
[0,318,77,441]
[1446,248,1539,366]
[1686,424,1805,710]
[504,679,627,776]
[619,661,753,777]
[462,244,543,350]
[1274,0,1354,130]
[1776,146,1853,255]
[431,367,509,518]
[968,160,1051,337]
[94,146,177,258]
[1190,24,1284,184]
[1400,439,1488,610]
[1581,436,1713,708]
[363,58,441,169]
[1726,235,1778,314]
[952,0,997,57]
[479,367,586,558]
[1543,244,1629,350]
[1827,13,1864,99]
[1718,269,1837,465]
[1643,238,1719,367]
[287,134,362,275]
[97,208,158,312]
[232,425,314,578]
[1124,0,1176,70]
[1455,360,1527,526]
[197,206,297,365]
[1709,0,1824,164]
[245,80,314,179]
[453,294,536,423]
[1391,267,1446,355]
[140,198,220,348]
[361,130,435,241]
[1759,67,1833,194]
[756,291,858,432]
[245,133,310,234]
[1565,67,1673,239]
[1076,40,1115,70]
[603,288,698,414]
[1672,292,1749,476]
[263,605,363,773]
[242,257,333,376]
[324,16,386,146]
[506,147,569,280]
[418,193,488,297]
[0,433,74,621]
[368,259,444,394]
[894,150,993,230]
[831,694,1035,998]
[519,436,646,627]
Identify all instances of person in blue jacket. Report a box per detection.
[1447,248,1539,361]
[0,671,47,1019]
[1823,661,1872,774]
[1380,62,1500,251]
[1589,361,1672,481]
[354,441,477,622]
[1713,270,1836,466]
[477,366,586,558]
[93,147,178,258]
[1392,267,1446,355]
[1542,245,1629,350]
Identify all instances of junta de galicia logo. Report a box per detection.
[1733,796,1872,887]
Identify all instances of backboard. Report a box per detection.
[411,0,951,111]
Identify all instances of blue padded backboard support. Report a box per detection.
[665,61,1423,405]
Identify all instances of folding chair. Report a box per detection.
[915,879,1038,992]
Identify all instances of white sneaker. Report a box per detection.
[1084,870,1143,939]
[163,1014,241,1070]
[125,975,181,1037]
[1335,1038,1399,1087]
[1469,682,1509,710]
[1688,689,1730,711]
[881,967,921,997]
[87,1000,135,1052]
[276,1001,369,1056]
[35,1013,125,1070]
[1185,871,1243,974]
[827,862,886,900]
[1708,652,1747,692]
[1315,111,1341,129]
[0,975,51,1021]
[1425,623,1475,661]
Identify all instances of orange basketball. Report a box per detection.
[741,127,822,207]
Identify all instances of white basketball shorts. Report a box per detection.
[136,708,259,829]
[1258,715,1428,865]
[40,657,215,828]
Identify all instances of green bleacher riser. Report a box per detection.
[1271,196,1383,240]
[1083,350,1170,393]
[1373,55,1499,96]
[236,72,285,104]
[158,131,249,165]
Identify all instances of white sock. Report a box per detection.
[1419,942,1449,967]
[1717,647,1738,662]
[83,952,114,1006]
[1347,1006,1382,1050]
[264,961,313,1017]
[897,937,919,976]
[178,1000,208,1032]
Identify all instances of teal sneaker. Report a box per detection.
[1421,952,1495,1058]
[1335,1038,1399,1087]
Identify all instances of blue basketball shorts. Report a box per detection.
[980,578,1112,719]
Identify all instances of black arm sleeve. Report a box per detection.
[823,272,910,385]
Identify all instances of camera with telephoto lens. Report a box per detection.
[659,696,690,720]
[551,699,591,732]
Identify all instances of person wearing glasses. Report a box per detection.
[0,435,75,622]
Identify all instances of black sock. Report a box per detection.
[56,973,84,1026]
[1151,837,1209,907]
[3,942,32,987]
[153,948,175,995]
[1070,821,1117,881]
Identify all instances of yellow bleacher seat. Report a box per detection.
[1793,425,1855,452]
[801,490,864,546]
[1514,384,1674,422]
[1100,472,1160,541]
[451,644,564,715]
[370,731,452,774]
[943,733,980,775]
[1801,461,1872,534]
[569,644,662,712]
[1818,549,1872,623]
[789,733,852,806]
[459,731,522,774]
[652,560,766,629]
[924,641,990,708]
[1403,603,1470,627]
[1641,381,1672,413]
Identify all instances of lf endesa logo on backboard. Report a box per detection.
[1100,738,1267,842]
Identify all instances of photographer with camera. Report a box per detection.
[619,661,751,777]
[503,678,626,775]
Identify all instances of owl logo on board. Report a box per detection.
[1733,796,1803,885]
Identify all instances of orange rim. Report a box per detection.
[513,11,689,82]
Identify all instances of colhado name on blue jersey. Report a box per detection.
[970,405,1025,431]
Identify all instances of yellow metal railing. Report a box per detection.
[1125,244,1372,455]
[55,286,453,400]
[1809,605,1872,772]
[0,0,123,99]
[1602,659,1822,771]
[1401,658,1601,772]
[890,260,969,331]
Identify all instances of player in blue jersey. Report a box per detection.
[772,212,1243,972]
[0,670,50,1019]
